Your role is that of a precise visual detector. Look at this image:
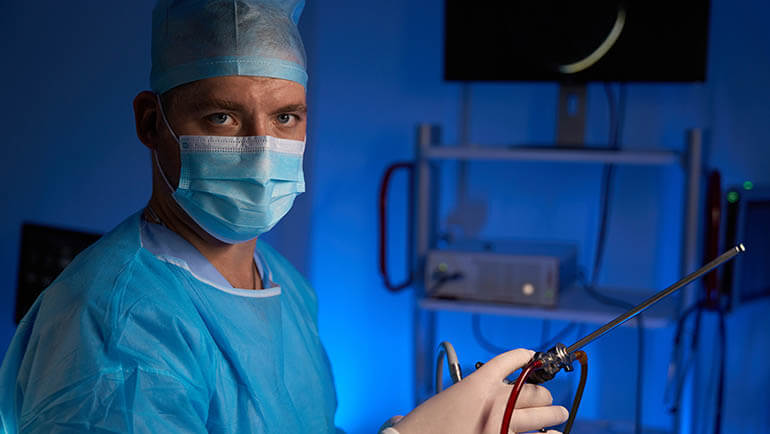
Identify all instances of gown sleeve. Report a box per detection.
[14,269,214,433]
[19,365,210,434]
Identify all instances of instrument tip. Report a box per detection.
[738,243,746,252]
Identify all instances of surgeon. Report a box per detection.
[0,1,568,433]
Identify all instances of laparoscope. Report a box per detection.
[435,244,746,434]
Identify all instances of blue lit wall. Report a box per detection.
[1,1,769,434]
[0,1,155,353]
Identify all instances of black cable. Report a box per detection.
[590,84,624,292]
[590,166,615,290]
[681,305,725,434]
[590,84,622,287]
[471,314,508,355]
[635,315,644,434]
[563,351,589,434]
[666,300,705,414]
[691,304,705,433]
[686,305,722,434]
[581,281,645,434]
[693,305,704,349]
[473,316,578,356]
[667,293,728,433]
[585,276,646,434]
[587,84,623,299]
[429,272,463,293]
[673,301,704,346]
[584,83,643,434]
[715,307,726,434]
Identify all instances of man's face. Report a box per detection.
[156,75,307,186]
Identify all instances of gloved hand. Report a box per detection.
[392,349,568,434]
[378,415,404,433]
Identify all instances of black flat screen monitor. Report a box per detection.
[444,0,711,82]
[15,223,101,323]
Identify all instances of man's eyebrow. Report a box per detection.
[189,98,307,115]
[190,97,246,112]
[271,103,307,114]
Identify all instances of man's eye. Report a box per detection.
[277,113,294,125]
[207,113,232,125]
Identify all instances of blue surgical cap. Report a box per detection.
[151,0,307,93]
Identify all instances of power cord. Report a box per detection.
[582,83,644,434]
[471,314,508,355]
[667,300,726,434]
[580,274,645,434]
[715,307,726,434]
[473,316,579,356]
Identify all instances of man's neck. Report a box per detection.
[146,194,264,290]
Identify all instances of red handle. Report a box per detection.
[378,162,414,292]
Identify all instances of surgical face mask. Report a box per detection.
[154,95,305,243]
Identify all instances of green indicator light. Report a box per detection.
[438,263,448,273]
[743,181,754,190]
[727,191,739,203]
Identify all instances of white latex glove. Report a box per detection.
[392,349,568,434]
[378,415,404,433]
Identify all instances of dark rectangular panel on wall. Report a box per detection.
[739,200,770,301]
[15,223,102,323]
[444,0,711,82]
[723,187,770,308]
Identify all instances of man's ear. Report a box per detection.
[134,91,162,150]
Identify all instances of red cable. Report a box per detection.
[703,170,722,308]
[562,351,588,434]
[378,162,414,292]
[500,360,543,434]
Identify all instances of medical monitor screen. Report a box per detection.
[15,223,101,323]
[444,0,711,82]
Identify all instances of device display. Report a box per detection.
[444,0,711,82]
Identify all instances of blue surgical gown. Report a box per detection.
[0,212,338,433]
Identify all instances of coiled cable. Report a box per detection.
[435,341,463,394]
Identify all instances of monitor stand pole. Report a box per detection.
[556,84,587,147]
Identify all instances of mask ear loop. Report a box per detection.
[155,93,180,142]
[153,93,179,192]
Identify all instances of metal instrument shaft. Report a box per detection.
[566,244,746,354]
